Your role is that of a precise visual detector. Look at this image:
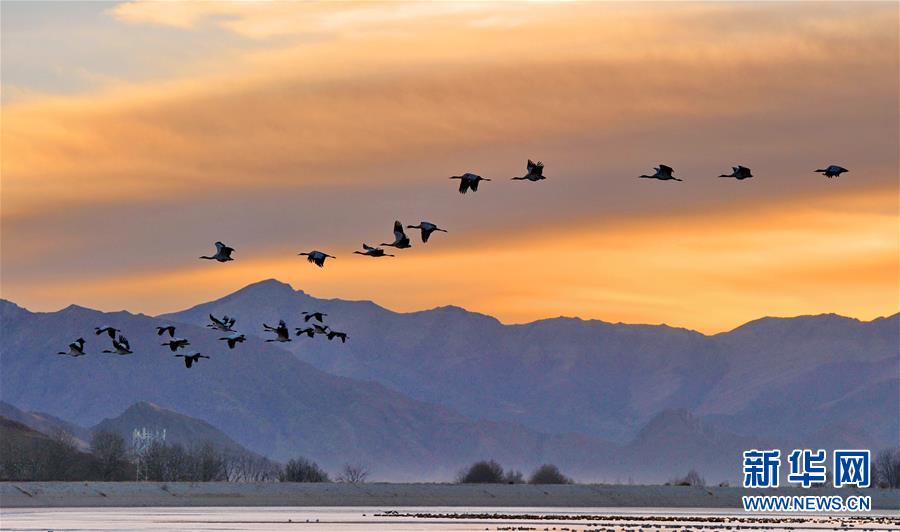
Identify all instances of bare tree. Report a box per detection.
[91,431,129,480]
[336,463,369,484]
[670,468,706,487]
[279,457,330,482]
[193,441,227,481]
[874,447,900,488]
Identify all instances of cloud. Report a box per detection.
[2,2,897,330]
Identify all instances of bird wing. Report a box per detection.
[458,179,469,193]
[393,221,406,241]
[363,243,376,251]
[659,164,673,174]
[528,160,544,176]
[119,335,130,350]
[470,179,480,192]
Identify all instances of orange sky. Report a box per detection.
[1,1,898,333]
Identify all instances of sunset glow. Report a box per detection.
[2,1,897,333]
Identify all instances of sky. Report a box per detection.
[1,1,898,333]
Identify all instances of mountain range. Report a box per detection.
[1,279,897,482]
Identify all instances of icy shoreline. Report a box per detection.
[2,482,897,509]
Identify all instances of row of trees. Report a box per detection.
[456,460,573,484]
[0,427,135,481]
[3,425,899,487]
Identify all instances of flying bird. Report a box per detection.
[219,333,246,349]
[156,325,177,337]
[199,241,235,262]
[103,335,133,355]
[302,311,327,323]
[450,172,490,194]
[94,326,120,339]
[298,250,336,268]
[719,165,754,180]
[207,314,236,332]
[161,338,190,352]
[815,165,848,178]
[381,221,412,249]
[57,338,86,357]
[639,165,682,181]
[353,243,394,258]
[295,327,316,338]
[326,330,349,343]
[263,320,292,342]
[512,160,547,182]
[406,221,447,243]
[175,352,209,369]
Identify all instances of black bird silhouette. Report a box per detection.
[639,164,682,181]
[103,334,133,355]
[207,314,236,332]
[57,337,86,357]
[512,159,546,182]
[218,333,246,349]
[406,221,447,243]
[161,337,190,352]
[94,325,120,339]
[326,331,349,343]
[719,165,753,180]
[382,221,412,249]
[295,327,316,338]
[815,165,848,178]
[199,241,235,262]
[298,250,335,268]
[175,352,209,368]
[263,320,292,342]
[156,325,177,337]
[353,243,394,257]
[302,311,327,323]
[450,172,490,193]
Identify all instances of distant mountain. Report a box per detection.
[3,280,897,483]
[0,401,92,450]
[0,299,619,481]
[91,401,264,458]
[161,279,900,448]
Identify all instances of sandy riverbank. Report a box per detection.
[2,482,897,509]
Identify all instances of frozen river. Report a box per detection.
[2,506,898,531]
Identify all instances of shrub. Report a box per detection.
[457,459,506,483]
[279,457,330,482]
[528,464,572,484]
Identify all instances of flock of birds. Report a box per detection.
[56,159,850,368]
[56,311,347,368]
